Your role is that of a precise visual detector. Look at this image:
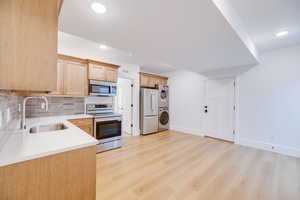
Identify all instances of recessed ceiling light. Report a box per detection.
[276,31,289,37]
[91,2,106,14]
[99,44,108,50]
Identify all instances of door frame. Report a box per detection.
[116,77,134,135]
[203,77,237,142]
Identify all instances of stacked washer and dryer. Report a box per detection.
[140,85,170,135]
[158,85,170,131]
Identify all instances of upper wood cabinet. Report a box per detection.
[50,55,88,97]
[50,59,65,95]
[105,67,118,83]
[87,60,119,83]
[140,73,168,88]
[88,64,106,81]
[0,0,61,92]
[63,61,88,96]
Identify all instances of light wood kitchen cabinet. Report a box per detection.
[0,146,96,200]
[63,61,88,96]
[140,72,168,88]
[50,59,65,95]
[140,74,150,87]
[88,63,106,81]
[106,67,118,82]
[50,55,88,97]
[161,78,168,85]
[69,118,94,137]
[87,60,119,83]
[148,77,157,88]
[0,0,61,92]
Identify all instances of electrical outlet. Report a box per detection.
[6,108,10,123]
[41,103,45,109]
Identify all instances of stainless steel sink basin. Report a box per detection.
[29,123,68,134]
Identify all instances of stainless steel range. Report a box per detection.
[86,103,122,153]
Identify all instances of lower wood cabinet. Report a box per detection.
[0,146,96,200]
[68,118,94,137]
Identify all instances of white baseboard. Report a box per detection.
[238,138,300,158]
[170,126,204,136]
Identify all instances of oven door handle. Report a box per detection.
[95,117,122,122]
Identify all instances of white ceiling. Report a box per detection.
[58,32,177,74]
[228,0,300,53]
[59,0,259,74]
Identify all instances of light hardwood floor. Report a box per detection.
[96,131,300,200]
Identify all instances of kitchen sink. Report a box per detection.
[29,123,68,134]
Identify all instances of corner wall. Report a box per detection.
[236,45,300,157]
[164,70,206,136]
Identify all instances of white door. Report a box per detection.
[204,78,235,142]
[116,78,133,135]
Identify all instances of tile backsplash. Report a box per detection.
[0,92,23,148]
[0,94,108,149]
[25,97,85,118]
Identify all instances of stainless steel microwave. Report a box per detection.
[89,80,117,96]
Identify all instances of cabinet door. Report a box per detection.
[63,61,87,96]
[106,68,118,83]
[0,0,59,91]
[148,77,157,88]
[88,64,106,81]
[161,78,168,86]
[156,78,162,86]
[140,74,149,87]
[50,59,64,95]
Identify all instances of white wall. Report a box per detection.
[237,45,300,157]
[164,70,206,136]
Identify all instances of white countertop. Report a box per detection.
[0,114,98,167]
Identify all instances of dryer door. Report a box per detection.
[160,111,169,125]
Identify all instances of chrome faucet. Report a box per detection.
[21,96,49,130]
